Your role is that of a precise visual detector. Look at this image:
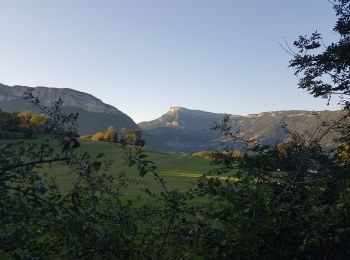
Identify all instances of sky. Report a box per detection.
[0,0,341,122]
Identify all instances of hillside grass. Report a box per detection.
[0,138,217,203]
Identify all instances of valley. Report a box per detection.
[0,83,343,153]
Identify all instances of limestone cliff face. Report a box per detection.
[0,82,169,151]
[138,106,343,152]
[0,83,120,114]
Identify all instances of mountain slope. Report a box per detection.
[0,83,120,114]
[139,107,226,131]
[139,107,225,152]
[0,83,168,151]
[139,107,344,152]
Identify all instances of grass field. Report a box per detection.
[1,138,216,202]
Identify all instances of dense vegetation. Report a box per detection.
[80,126,146,147]
[0,109,49,138]
[1,1,350,259]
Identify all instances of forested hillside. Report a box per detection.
[139,107,343,152]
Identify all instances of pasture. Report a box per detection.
[1,138,216,202]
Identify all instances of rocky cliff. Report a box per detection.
[0,83,120,114]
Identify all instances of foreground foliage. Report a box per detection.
[1,1,350,259]
[0,109,49,138]
[1,92,350,260]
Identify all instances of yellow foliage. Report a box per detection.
[336,144,350,165]
[82,126,116,143]
[18,111,33,129]
[18,111,32,123]
[232,150,243,158]
[193,150,243,160]
[104,126,116,142]
[30,114,47,128]
[91,131,106,142]
[80,135,93,141]
[192,151,214,159]
[18,111,47,133]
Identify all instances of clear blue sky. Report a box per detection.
[0,0,340,122]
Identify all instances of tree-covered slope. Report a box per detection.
[139,107,343,152]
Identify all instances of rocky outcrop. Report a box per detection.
[0,83,120,114]
[139,107,344,152]
[0,82,169,151]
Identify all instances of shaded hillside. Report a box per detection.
[139,107,344,152]
[0,83,168,151]
[139,107,225,152]
[140,107,225,131]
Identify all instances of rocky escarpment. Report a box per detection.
[0,83,120,114]
[0,82,169,151]
[139,107,344,152]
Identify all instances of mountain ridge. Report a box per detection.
[0,83,169,151]
[138,106,343,152]
[0,83,121,114]
[1,82,343,153]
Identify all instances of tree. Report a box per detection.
[0,89,199,259]
[104,126,116,142]
[1,90,170,258]
[30,114,48,133]
[80,126,118,143]
[336,143,350,165]
[0,109,20,131]
[1,2,350,258]
[125,129,145,146]
[91,131,105,141]
[120,127,128,137]
[289,0,350,109]
[18,111,33,132]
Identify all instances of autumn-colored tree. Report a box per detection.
[336,144,350,166]
[231,150,243,158]
[91,131,105,141]
[18,111,32,122]
[18,111,32,130]
[104,126,116,142]
[30,114,48,133]
[80,135,93,141]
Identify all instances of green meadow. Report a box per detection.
[1,138,215,202]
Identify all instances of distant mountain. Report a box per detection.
[140,106,225,131]
[0,83,120,114]
[139,107,344,152]
[1,83,344,153]
[0,83,168,151]
[139,107,225,152]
